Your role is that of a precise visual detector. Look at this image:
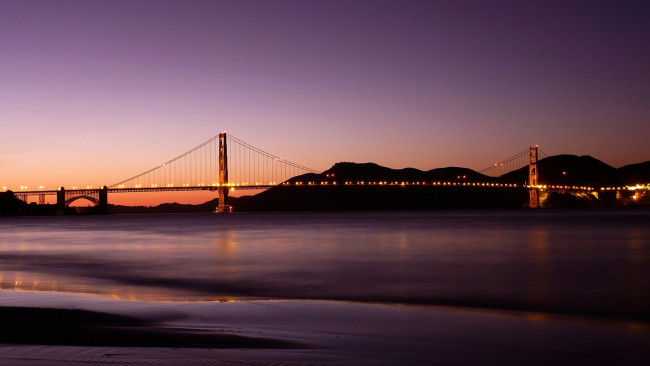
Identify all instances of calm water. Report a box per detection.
[1,209,649,319]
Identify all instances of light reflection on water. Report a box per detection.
[0,210,649,318]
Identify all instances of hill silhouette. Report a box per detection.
[500,155,649,186]
[501,155,617,186]
[0,191,27,215]
[312,162,492,183]
[228,155,648,211]
[616,161,650,185]
[300,156,649,187]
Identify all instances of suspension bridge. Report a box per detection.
[10,133,320,212]
[8,133,641,212]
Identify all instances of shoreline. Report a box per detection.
[3,202,650,217]
[1,290,650,365]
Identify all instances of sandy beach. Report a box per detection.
[1,290,649,366]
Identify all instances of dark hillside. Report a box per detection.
[295,162,490,184]
[231,185,528,211]
[500,155,617,186]
[0,191,27,215]
[616,161,650,185]
[233,162,524,210]
[424,167,492,182]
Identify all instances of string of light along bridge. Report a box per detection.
[6,134,648,211]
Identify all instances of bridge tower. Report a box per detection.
[217,132,229,212]
[528,146,539,208]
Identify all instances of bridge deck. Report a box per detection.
[10,182,647,197]
[11,185,275,196]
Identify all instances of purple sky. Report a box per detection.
[1,0,649,204]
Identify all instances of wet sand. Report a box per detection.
[1,290,649,365]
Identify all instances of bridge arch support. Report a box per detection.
[65,195,99,206]
[57,186,108,213]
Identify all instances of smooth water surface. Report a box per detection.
[1,209,649,319]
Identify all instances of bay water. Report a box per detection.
[1,209,648,320]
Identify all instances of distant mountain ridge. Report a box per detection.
[293,156,649,187]
[309,162,490,183]
[500,155,649,186]
[616,161,650,185]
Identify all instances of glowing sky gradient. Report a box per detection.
[1,0,649,205]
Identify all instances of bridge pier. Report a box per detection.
[98,185,108,214]
[56,187,66,211]
[217,188,229,213]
